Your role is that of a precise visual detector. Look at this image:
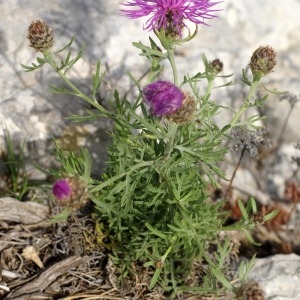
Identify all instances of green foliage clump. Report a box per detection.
[22,17,281,298]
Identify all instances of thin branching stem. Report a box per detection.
[230,80,260,129]
[224,146,246,200]
[43,51,112,118]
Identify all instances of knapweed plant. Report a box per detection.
[23,1,278,298]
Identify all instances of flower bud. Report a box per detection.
[236,280,265,300]
[27,20,54,52]
[209,58,223,75]
[143,81,184,117]
[166,92,196,124]
[249,46,276,79]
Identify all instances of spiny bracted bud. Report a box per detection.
[27,20,54,52]
[166,92,196,125]
[236,280,265,300]
[249,46,276,79]
[209,58,223,75]
[52,177,88,211]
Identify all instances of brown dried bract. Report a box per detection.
[27,20,54,52]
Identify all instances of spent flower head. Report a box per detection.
[27,19,54,52]
[166,91,196,124]
[143,80,184,116]
[121,0,222,37]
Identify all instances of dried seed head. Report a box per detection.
[165,92,196,124]
[237,281,265,300]
[280,93,300,108]
[231,127,270,158]
[249,46,276,79]
[27,20,54,52]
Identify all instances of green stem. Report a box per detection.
[167,48,178,86]
[203,78,214,100]
[44,51,111,118]
[230,80,260,128]
[164,122,178,160]
[164,47,180,159]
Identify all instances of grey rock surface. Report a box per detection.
[249,254,300,300]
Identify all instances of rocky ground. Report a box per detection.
[1,1,300,299]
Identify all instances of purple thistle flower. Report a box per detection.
[121,0,222,36]
[143,81,184,116]
[52,179,72,200]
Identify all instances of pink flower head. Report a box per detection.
[143,81,184,116]
[121,0,222,36]
[52,179,72,200]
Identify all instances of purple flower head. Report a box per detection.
[143,81,184,116]
[121,0,222,36]
[52,179,72,200]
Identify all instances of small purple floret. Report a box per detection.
[52,179,71,200]
[121,0,222,36]
[143,81,184,116]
